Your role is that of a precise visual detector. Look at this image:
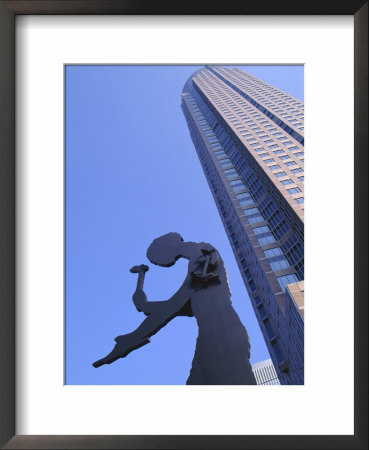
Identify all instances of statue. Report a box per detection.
[93,233,256,385]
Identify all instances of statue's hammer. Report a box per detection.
[130,264,149,290]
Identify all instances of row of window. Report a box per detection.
[264,247,291,271]
[292,167,303,174]
[287,187,301,195]
[219,159,233,169]
[236,191,254,207]
[244,207,264,224]
[275,171,286,178]
[281,179,293,185]
[224,168,238,179]
[253,225,276,245]
[230,179,246,192]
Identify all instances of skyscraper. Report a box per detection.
[181,66,304,385]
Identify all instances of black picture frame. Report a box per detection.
[0,1,367,449]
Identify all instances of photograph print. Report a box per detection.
[65,64,304,386]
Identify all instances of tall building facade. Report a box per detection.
[181,66,304,384]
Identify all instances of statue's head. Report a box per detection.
[146,232,184,267]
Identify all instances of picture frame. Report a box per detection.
[0,1,367,449]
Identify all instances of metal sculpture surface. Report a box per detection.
[93,233,256,385]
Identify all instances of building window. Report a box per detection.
[264,247,291,271]
[298,176,304,181]
[269,164,281,170]
[277,274,299,292]
[295,197,304,204]
[291,168,303,174]
[287,187,301,194]
[275,171,287,178]
[264,158,275,164]
[279,155,289,160]
[219,159,233,169]
[253,225,276,245]
[244,207,264,224]
[236,192,254,207]
[281,179,293,185]
[224,168,239,179]
[285,161,297,167]
[230,179,246,192]
[214,151,227,160]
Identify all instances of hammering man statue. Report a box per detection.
[93,233,256,385]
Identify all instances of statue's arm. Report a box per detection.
[133,282,191,317]
[93,290,189,368]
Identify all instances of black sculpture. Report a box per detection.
[93,233,256,385]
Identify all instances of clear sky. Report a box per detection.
[65,65,304,385]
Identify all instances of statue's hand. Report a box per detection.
[133,290,148,312]
[130,264,149,274]
[92,335,150,368]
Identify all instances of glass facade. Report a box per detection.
[181,66,304,384]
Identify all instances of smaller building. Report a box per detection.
[285,281,304,384]
[252,359,281,385]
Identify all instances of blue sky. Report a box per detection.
[65,65,304,385]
